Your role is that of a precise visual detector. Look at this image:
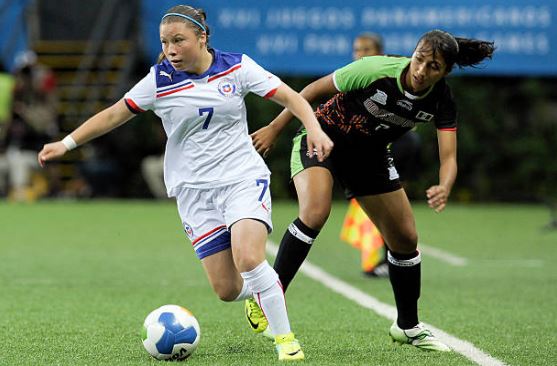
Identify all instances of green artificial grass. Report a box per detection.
[1,201,556,365]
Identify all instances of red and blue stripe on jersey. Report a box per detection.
[154,49,242,98]
[124,49,244,113]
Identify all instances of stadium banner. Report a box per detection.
[142,0,557,76]
[0,0,33,71]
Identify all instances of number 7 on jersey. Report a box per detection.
[199,107,214,129]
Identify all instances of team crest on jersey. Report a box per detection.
[159,70,173,81]
[396,100,413,111]
[415,110,434,121]
[370,89,387,105]
[218,79,237,97]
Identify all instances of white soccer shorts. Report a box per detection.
[175,175,273,259]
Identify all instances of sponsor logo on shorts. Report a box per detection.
[184,224,193,239]
[388,166,400,180]
[261,202,270,213]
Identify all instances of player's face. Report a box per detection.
[407,41,448,92]
[160,22,206,72]
[352,38,380,60]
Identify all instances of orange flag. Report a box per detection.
[340,199,386,272]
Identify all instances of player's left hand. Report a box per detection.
[426,185,449,212]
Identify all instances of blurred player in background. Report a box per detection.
[352,32,383,60]
[0,62,14,196]
[0,51,57,201]
[251,29,494,351]
[342,32,423,278]
[38,4,333,361]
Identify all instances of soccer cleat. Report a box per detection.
[245,298,268,334]
[389,322,450,352]
[363,262,389,278]
[275,332,304,361]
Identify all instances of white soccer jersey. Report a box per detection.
[124,49,281,196]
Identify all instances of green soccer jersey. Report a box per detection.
[317,55,457,145]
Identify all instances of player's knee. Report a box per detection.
[396,231,418,253]
[233,250,262,274]
[385,227,417,254]
[299,203,330,230]
[211,281,238,302]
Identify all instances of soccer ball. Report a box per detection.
[142,304,201,361]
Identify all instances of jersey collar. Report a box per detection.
[165,48,220,80]
[396,58,436,100]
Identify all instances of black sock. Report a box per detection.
[388,250,421,329]
[273,218,320,292]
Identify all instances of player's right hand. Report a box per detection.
[306,128,334,162]
[38,142,68,167]
[251,125,279,158]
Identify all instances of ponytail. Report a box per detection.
[418,30,495,72]
[454,37,495,68]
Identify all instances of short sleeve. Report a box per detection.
[239,54,281,99]
[435,84,457,131]
[124,67,156,113]
[333,56,407,93]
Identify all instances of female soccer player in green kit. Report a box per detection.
[247,29,494,352]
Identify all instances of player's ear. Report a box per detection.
[199,32,208,48]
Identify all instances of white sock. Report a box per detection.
[241,260,290,336]
[233,280,252,301]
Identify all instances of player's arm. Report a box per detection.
[38,98,134,166]
[266,82,334,161]
[251,74,336,156]
[426,129,457,212]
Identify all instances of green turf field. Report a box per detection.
[1,201,556,365]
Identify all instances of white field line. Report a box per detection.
[419,243,545,268]
[266,241,507,366]
[418,242,469,266]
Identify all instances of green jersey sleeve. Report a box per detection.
[333,56,410,93]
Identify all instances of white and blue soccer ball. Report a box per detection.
[142,304,201,361]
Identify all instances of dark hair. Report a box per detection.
[157,5,210,63]
[417,29,495,72]
[355,32,384,54]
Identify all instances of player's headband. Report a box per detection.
[162,13,206,33]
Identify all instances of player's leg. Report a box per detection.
[357,190,449,351]
[231,219,303,360]
[200,248,249,301]
[195,229,269,335]
[224,173,303,360]
[175,186,249,302]
[357,189,419,326]
[274,130,334,292]
[273,166,333,292]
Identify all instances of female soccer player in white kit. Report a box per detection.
[38,5,333,361]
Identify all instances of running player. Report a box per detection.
[37,5,333,361]
[344,32,424,278]
[249,29,494,351]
